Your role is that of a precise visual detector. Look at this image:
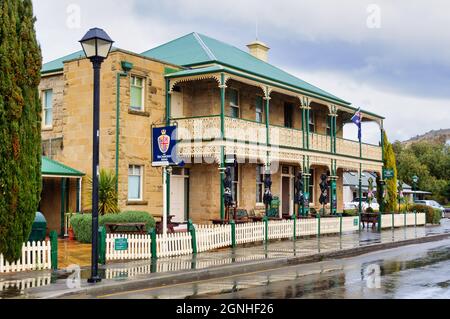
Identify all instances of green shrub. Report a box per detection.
[365,207,374,214]
[432,209,442,225]
[71,211,156,243]
[70,214,92,243]
[343,209,357,217]
[408,204,441,225]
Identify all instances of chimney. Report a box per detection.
[247,40,270,62]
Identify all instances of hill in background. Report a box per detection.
[401,129,450,146]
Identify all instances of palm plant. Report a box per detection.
[84,170,119,215]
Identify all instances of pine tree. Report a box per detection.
[383,131,398,212]
[0,0,42,262]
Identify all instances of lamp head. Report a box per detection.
[80,28,114,60]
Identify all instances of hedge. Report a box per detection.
[405,204,441,225]
[70,211,156,243]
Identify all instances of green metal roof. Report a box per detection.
[143,32,349,105]
[41,157,84,177]
[41,50,85,74]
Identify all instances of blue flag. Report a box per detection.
[351,109,363,142]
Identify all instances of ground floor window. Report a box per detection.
[309,169,315,204]
[256,165,264,203]
[231,165,240,205]
[128,165,143,201]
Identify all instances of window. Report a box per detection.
[256,165,265,203]
[130,76,144,111]
[42,90,53,128]
[284,103,293,128]
[228,88,240,119]
[309,111,316,133]
[256,96,264,123]
[128,165,143,201]
[309,169,315,204]
[326,117,331,136]
[230,165,240,204]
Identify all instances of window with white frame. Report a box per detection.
[256,165,265,203]
[128,165,143,201]
[42,90,53,128]
[231,165,240,204]
[256,96,264,123]
[130,76,145,111]
[228,88,240,119]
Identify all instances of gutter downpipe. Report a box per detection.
[115,62,133,194]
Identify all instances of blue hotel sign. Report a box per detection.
[152,126,178,167]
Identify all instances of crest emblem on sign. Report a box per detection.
[158,130,171,154]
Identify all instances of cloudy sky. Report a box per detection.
[33,0,450,143]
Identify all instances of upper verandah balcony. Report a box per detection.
[165,71,383,163]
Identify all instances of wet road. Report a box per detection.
[96,238,450,299]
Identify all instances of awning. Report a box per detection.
[42,156,85,178]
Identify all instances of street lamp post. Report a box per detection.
[80,28,114,284]
[412,175,419,203]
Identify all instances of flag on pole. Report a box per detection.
[351,108,363,142]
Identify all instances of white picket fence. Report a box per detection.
[235,222,266,245]
[196,224,232,253]
[381,213,426,229]
[106,234,152,261]
[0,275,52,292]
[156,233,193,258]
[297,218,318,236]
[0,241,51,274]
[104,214,424,263]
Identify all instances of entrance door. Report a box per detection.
[170,176,186,223]
[171,88,184,119]
[282,177,291,216]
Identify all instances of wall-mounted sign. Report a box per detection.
[115,238,128,251]
[152,126,178,167]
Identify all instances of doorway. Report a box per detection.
[170,168,189,223]
[171,86,184,119]
[281,166,295,217]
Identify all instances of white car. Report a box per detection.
[349,198,380,212]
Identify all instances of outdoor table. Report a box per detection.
[105,223,147,234]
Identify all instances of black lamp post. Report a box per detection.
[80,28,114,283]
[412,175,419,203]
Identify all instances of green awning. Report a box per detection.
[42,157,84,177]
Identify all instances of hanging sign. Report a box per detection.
[383,169,395,180]
[152,126,178,167]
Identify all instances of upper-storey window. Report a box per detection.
[130,76,145,111]
[309,111,316,133]
[326,117,331,136]
[42,89,53,128]
[228,88,240,119]
[284,103,293,128]
[256,96,264,123]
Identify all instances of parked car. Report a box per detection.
[415,200,445,217]
[349,198,380,212]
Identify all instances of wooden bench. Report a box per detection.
[105,223,147,235]
[361,213,379,230]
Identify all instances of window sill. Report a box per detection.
[128,109,150,117]
[126,200,148,206]
[42,127,53,132]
